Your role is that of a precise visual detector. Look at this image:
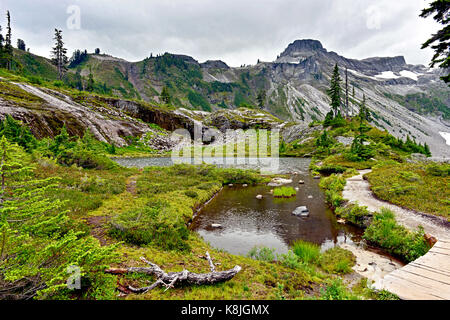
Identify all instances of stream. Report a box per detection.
[114,157,404,283]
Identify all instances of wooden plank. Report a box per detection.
[383,275,448,300]
[379,240,450,300]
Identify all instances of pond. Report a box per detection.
[114,157,363,256]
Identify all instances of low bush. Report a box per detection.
[109,203,191,251]
[363,208,430,262]
[319,247,356,274]
[336,203,372,228]
[247,246,276,262]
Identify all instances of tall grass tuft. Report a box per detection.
[292,240,321,264]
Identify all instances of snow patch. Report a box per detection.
[399,70,418,81]
[439,132,450,146]
[375,71,400,79]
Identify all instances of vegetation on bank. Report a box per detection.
[319,173,432,263]
[366,161,450,219]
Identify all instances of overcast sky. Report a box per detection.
[0,0,441,67]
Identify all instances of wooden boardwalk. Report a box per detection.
[344,170,450,300]
[377,238,450,300]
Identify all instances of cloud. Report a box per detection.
[0,0,440,67]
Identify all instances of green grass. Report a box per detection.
[273,186,297,198]
[366,162,450,219]
[292,241,321,264]
[363,208,430,263]
[319,247,356,274]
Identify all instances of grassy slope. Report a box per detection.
[366,162,450,219]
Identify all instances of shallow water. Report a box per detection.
[114,157,364,256]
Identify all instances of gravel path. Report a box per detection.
[343,170,450,240]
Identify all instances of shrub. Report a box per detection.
[363,208,430,262]
[109,204,190,251]
[426,163,450,177]
[278,250,300,269]
[335,204,371,228]
[292,240,321,264]
[320,247,356,274]
[320,278,353,300]
[184,190,198,198]
[57,148,117,170]
[247,246,276,262]
[317,164,347,174]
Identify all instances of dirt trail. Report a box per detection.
[86,175,139,245]
[343,170,449,240]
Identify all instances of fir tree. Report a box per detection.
[87,70,95,92]
[4,11,13,70]
[327,64,342,117]
[51,29,69,80]
[17,39,26,51]
[257,89,266,109]
[160,86,171,105]
[420,1,450,83]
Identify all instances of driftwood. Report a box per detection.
[105,252,241,294]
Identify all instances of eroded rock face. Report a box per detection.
[0,83,150,147]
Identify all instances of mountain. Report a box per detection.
[2,40,450,157]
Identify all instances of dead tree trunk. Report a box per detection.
[105,252,241,294]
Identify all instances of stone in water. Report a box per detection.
[293,206,309,217]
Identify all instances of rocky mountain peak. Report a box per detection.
[280,39,325,57]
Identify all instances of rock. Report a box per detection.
[307,195,313,199]
[424,234,437,247]
[337,219,346,224]
[211,224,222,228]
[295,187,299,191]
[293,206,309,217]
[313,176,321,180]
[293,171,299,175]
[298,180,305,184]
[256,195,263,200]
[243,184,248,187]
[228,184,233,187]
[268,178,293,187]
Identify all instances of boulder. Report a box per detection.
[268,178,293,187]
[298,180,305,184]
[211,224,222,228]
[256,195,263,200]
[293,206,310,217]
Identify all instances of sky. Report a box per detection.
[0,0,441,67]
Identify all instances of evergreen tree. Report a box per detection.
[352,86,355,98]
[17,39,26,51]
[257,89,266,109]
[351,94,374,160]
[160,86,171,105]
[5,11,13,70]
[420,1,450,83]
[327,64,342,117]
[95,48,100,55]
[51,29,69,80]
[87,70,95,92]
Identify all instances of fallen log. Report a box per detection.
[105,252,241,294]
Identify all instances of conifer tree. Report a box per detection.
[420,1,449,83]
[51,29,69,80]
[327,64,342,117]
[160,86,171,105]
[257,89,266,109]
[17,39,26,51]
[4,11,13,70]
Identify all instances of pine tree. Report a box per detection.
[87,70,95,92]
[257,89,266,109]
[160,86,171,105]
[327,64,342,117]
[420,1,449,83]
[51,29,69,80]
[17,39,26,51]
[5,11,13,70]
[345,67,349,118]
